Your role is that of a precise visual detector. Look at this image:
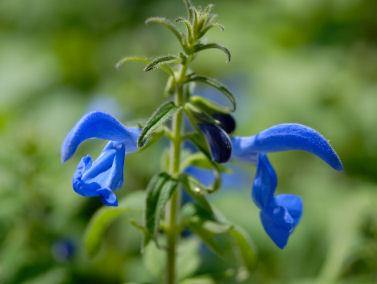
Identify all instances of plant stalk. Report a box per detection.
[166,61,188,284]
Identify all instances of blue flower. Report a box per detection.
[199,123,232,163]
[232,123,343,248]
[61,111,140,206]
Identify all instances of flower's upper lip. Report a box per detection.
[231,123,343,171]
[61,111,140,162]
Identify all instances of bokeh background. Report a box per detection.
[0,0,376,283]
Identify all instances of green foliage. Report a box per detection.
[176,238,201,280]
[193,43,231,63]
[189,96,230,115]
[138,101,179,148]
[144,173,178,245]
[185,203,256,276]
[84,191,144,257]
[143,242,165,279]
[144,55,180,72]
[185,75,236,112]
[143,238,201,282]
[181,175,215,213]
[145,17,185,49]
[180,277,215,284]
[115,56,149,69]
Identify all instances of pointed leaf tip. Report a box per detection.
[138,101,179,149]
[193,43,231,63]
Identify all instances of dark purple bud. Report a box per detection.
[212,113,236,134]
[199,123,232,163]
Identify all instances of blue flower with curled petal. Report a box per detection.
[61,111,140,206]
[232,123,343,248]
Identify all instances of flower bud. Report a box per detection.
[212,113,236,134]
[199,123,232,163]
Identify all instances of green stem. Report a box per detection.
[166,61,188,284]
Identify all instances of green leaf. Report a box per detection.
[180,176,214,215]
[145,17,185,48]
[145,173,178,245]
[186,205,256,273]
[189,218,231,258]
[187,133,212,162]
[176,17,194,43]
[190,95,231,114]
[84,191,144,257]
[186,75,236,111]
[145,173,169,243]
[180,277,215,284]
[137,128,165,152]
[143,242,165,279]
[229,226,256,272]
[164,75,177,96]
[185,134,222,193]
[184,103,218,125]
[177,238,201,280]
[183,0,194,22]
[144,55,179,72]
[201,22,225,36]
[193,43,231,63]
[115,55,175,77]
[138,101,179,148]
[180,152,214,171]
[115,56,149,69]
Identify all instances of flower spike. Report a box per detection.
[232,123,343,171]
[61,111,139,162]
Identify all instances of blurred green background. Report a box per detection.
[0,0,376,283]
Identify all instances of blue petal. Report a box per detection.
[252,155,303,249]
[199,123,232,163]
[61,111,140,162]
[275,194,303,228]
[231,137,258,163]
[73,156,101,197]
[252,154,277,209]
[185,165,250,192]
[260,206,294,249]
[232,123,343,171]
[212,113,236,134]
[97,188,118,206]
[185,167,215,187]
[72,142,126,206]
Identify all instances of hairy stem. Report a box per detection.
[166,60,188,284]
